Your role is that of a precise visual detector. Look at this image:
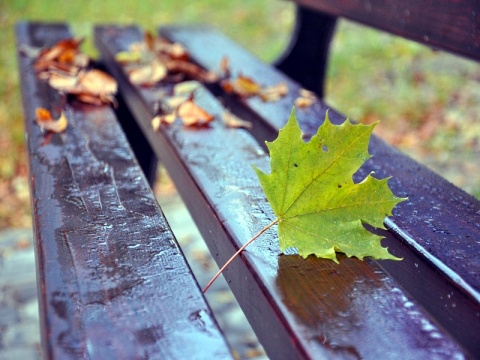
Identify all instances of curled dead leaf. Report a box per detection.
[166,59,218,83]
[35,108,68,133]
[31,37,116,105]
[222,75,262,98]
[78,69,118,97]
[295,89,317,108]
[177,100,214,126]
[259,82,288,102]
[222,111,252,129]
[151,113,176,130]
[34,37,87,73]
[48,72,79,92]
[128,59,167,86]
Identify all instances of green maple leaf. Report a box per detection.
[254,109,406,262]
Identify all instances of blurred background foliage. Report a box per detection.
[1,0,479,229]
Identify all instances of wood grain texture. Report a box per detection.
[158,26,480,357]
[95,25,472,359]
[296,0,480,62]
[16,22,231,360]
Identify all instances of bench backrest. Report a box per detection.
[277,0,480,98]
[296,0,480,61]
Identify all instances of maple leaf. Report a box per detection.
[254,109,405,262]
[203,108,405,293]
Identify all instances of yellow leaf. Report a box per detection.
[35,108,68,133]
[128,59,167,86]
[222,110,252,129]
[259,82,288,102]
[177,100,214,126]
[222,74,261,97]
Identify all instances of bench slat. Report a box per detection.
[296,0,480,62]
[95,25,470,359]
[158,26,480,356]
[16,22,231,360]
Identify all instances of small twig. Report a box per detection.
[203,218,279,293]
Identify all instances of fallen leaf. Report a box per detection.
[115,49,143,63]
[295,88,317,108]
[222,74,262,98]
[35,108,68,133]
[204,109,406,292]
[173,81,201,96]
[165,59,218,83]
[151,113,176,130]
[254,109,406,262]
[259,82,288,102]
[34,37,87,73]
[31,37,116,105]
[78,69,118,97]
[128,59,167,86]
[177,100,214,126]
[115,32,213,85]
[48,72,78,92]
[222,110,252,129]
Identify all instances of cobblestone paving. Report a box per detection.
[0,229,41,360]
[0,193,267,359]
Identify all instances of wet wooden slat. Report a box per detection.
[16,22,231,360]
[159,25,480,357]
[95,25,470,359]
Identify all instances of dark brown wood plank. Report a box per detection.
[15,22,231,360]
[95,25,470,359]
[158,26,480,356]
[295,0,480,62]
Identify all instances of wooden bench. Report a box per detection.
[15,22,232,359]
[16,1,479,358]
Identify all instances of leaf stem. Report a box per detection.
[202,218,279,293]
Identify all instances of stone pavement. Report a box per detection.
[0,229,41,360]
[0,191,267,360]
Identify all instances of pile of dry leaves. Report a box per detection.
[114,31,316,129]
[25,30,318,133]
[22,37,118,133]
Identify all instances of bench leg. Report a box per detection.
[274,5,337,98]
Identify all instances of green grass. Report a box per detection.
[1,0,479,228]
[326,21,480,198]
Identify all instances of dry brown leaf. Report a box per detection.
[34,37,86,73]
[166,59,218,83]
[35,108,68,133]
[166,95,189,110]
[222,74,262,98]
[48,72,78,92]
[295,88,317,108]
[32,37,116,105]
[156,39,189,60]
[222,111,252,129]
[259,82,288,102]
[151,113,176,130]
[128,59,167,86]
[78,69,118,97]
[177,100,214,126]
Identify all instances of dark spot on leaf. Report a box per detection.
[338,184,342,188]
[294,163,298,167]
